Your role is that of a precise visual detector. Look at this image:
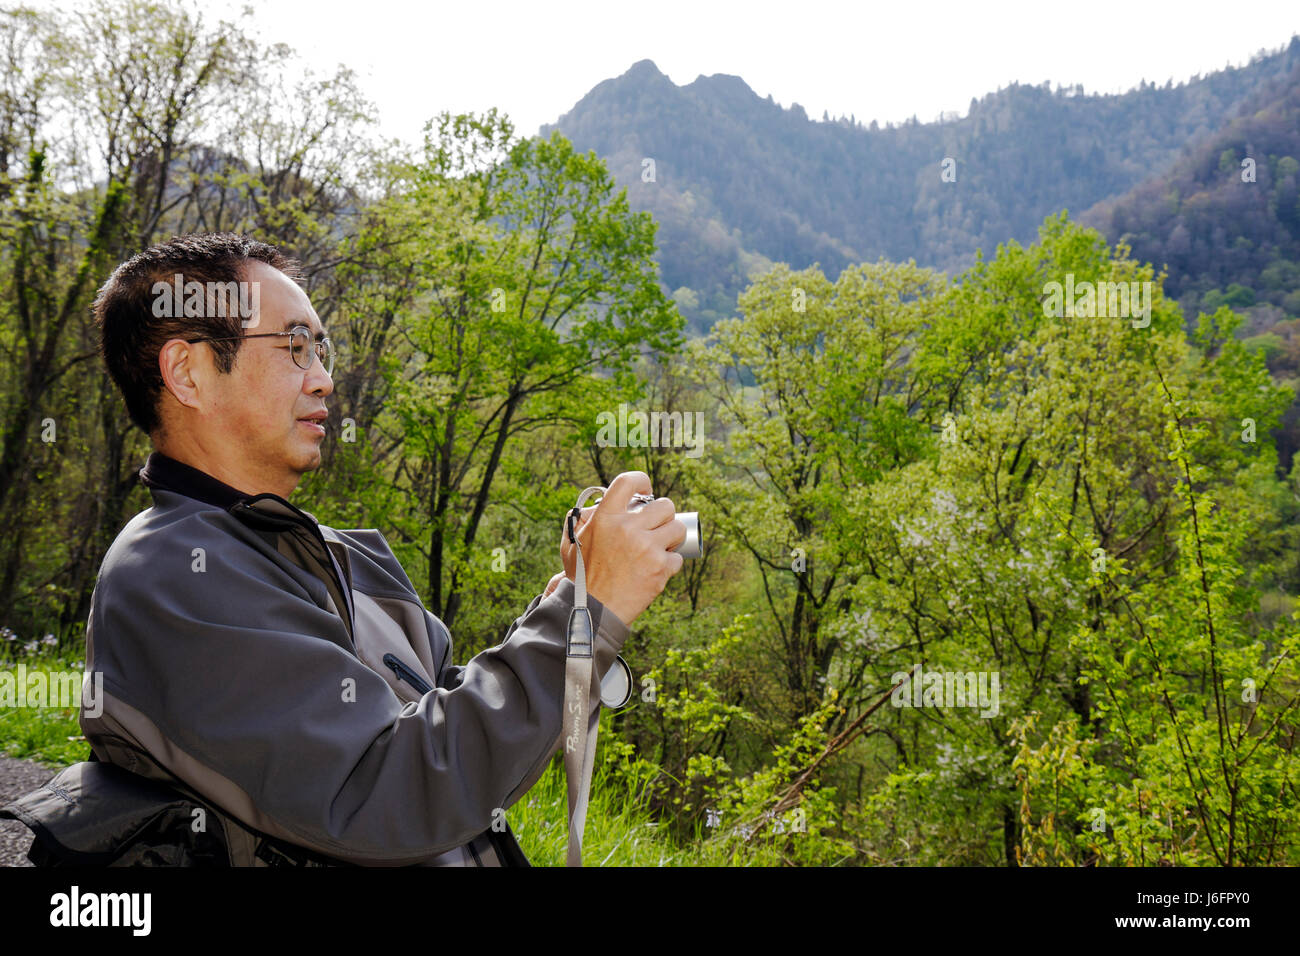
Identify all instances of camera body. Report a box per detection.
[626,493,702,559]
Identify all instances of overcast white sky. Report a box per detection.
[36,0,1300,145]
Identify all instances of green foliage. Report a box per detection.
[354,108,684,637]
[663,213,1300,865]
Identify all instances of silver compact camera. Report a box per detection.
[626,493,702,559]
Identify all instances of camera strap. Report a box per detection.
[562,486,607,867]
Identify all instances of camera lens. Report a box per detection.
[675,513,702,558]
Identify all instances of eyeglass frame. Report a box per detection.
[182,325,335,376]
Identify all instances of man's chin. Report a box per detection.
[292,442,324,473]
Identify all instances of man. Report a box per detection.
[78,232,685,866]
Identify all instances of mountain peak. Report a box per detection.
[624,59,667,80]
[684,71,762,114]
[688,71,754,93]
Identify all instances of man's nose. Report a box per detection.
[305,356,334,395]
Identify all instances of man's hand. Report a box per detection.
[543,570,566,598]
[553,471,686,627]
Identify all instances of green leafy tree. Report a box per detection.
[374,110,683,630]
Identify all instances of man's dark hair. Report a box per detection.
[93,233,302,438]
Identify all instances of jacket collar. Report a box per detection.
[138,450,353,641]
[139,450,331,533]
[138,451,256,511]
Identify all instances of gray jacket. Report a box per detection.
[79,451,630,866]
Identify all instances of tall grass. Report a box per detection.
[507,743,783,866]
[0,643,91,768]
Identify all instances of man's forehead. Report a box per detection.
[245,260,324,338]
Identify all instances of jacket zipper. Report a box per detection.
[382,653,434,696]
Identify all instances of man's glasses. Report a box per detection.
[183,326,335,376]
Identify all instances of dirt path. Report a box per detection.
[0,753,61,867]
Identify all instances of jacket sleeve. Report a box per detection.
[432,590,547,692]
[82,518,630,866]
[430,587,584,803]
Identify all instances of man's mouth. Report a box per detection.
[298,412,327,435]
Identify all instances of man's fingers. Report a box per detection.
[599,471,652,514]
[572,504,596,533]
[629,496,676,528]
[662,549,685,579]
[563,505,597,543]
[649,515,688,552]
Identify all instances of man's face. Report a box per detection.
[157,260,333,498]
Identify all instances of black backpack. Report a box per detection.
[0,755,348,867]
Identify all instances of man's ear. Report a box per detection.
[158,338,203,411]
